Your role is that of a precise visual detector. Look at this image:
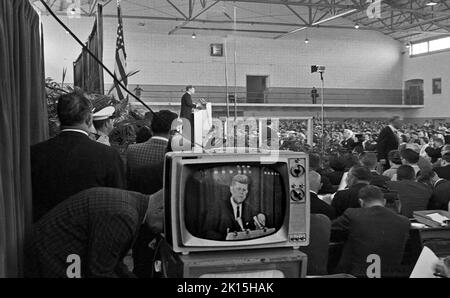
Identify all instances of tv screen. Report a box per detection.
[164,151,310,253]
[184,164,286,241]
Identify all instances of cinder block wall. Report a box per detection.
[42,16,404,106]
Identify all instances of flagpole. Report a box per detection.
[113,0,128,110]
[233,6,237,121]
[224,38,230,118]
[39,0,155,112]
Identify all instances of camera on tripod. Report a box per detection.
[311,65,325,73]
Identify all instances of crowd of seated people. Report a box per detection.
[282,116,450,277]
[27,93,449,278]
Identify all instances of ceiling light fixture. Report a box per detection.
[426,1,438,6]
[192,32,196,39]
[354,23,360,29]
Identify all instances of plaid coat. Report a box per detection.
[25,187,149,278]
[126,137,168,175]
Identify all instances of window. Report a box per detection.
[429,37,450,52]
[410,36,450,56]
[411,42,428,55]
[433,78,442,95]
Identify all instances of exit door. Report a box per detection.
[246,76,267,103]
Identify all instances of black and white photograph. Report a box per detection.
[2,0,450,286]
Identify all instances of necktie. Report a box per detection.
[236,205,240,219]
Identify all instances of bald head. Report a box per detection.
[309,170,322,193]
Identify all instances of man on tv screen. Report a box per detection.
[201,174,267,240]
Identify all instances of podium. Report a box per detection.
[193,102,212,152]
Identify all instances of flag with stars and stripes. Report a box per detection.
[112,0,127,103]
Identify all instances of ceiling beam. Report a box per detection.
[43,9,447,38]
[274,8,359,39]
[102,0,113,7]
[166,0,189,20]
[181,24,374,34]
[285,4,309,25]
[386,13,450,32]
[219,0,363,9]
[395,29,450,41]
[89,0,98,16]
[353,5,450,36]
[181,26,288,34]
[168,0,220,35]
[49,0,58,10]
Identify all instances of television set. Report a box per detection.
[163,150,310,254]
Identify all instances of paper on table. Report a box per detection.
[410,246,440,278]
[426,213,450,225]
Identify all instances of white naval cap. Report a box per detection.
[93,106,115,121]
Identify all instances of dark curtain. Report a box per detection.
[73,6,104,94]
[0,0,47,277]
[185,165,285,237]
[73,53,83,89]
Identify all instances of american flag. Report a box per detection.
[112,0,127,102]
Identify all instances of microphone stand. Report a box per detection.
[320,71,325,158]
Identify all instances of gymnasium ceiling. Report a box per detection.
[32,0,450,42]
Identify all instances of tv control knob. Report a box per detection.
[290,164,305,177]
[290,188,305,202]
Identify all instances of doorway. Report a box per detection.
[246,75,267,103]
[404,79,424,105]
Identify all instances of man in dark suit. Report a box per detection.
[24,187,163,278]
[377,116,402,171]
[331,166,371,217]
[311,87,319,104]
[341,129,356,152]
[362,132,377,152]
[326,156,347,186]
[434,153,450,181]
[309,153,334,194]
[427,170,450,210]
[359,152,390,188]
[180,85,199,141]
[309,171,336,220]
[126,110,177,184]
[202,174,266,240]
[127,162,165,278]
[31,92,126,222]
[386,165,432,217]
[331,185,411,277]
